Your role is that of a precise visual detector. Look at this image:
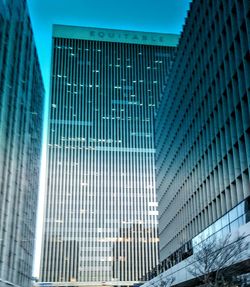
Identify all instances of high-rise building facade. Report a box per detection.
[39,25,178,286]
[0,0,44,287]
[145,0,250,285]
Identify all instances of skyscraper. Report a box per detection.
[143,0,250,286]
[0,0,44,286]
[39,25,178,286]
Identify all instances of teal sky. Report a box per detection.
[27,0,191,278]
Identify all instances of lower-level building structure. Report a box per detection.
[141,220,250,287]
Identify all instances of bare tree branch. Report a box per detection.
[188,233,249,286]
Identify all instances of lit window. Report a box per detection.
[52,104,56,108]
[55,219,63,223]
[149,202,158,207]
[149,210,159,215]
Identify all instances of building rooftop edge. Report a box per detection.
[52,24,179,47]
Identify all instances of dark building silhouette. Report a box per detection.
[0,0,44,286]
[143,0,250,286]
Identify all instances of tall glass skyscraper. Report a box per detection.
[0,0,44,286]
[39,25,178,286]
[142,0,250,286]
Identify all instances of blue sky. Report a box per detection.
[28,0,191,95]
[27,0,191,278]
